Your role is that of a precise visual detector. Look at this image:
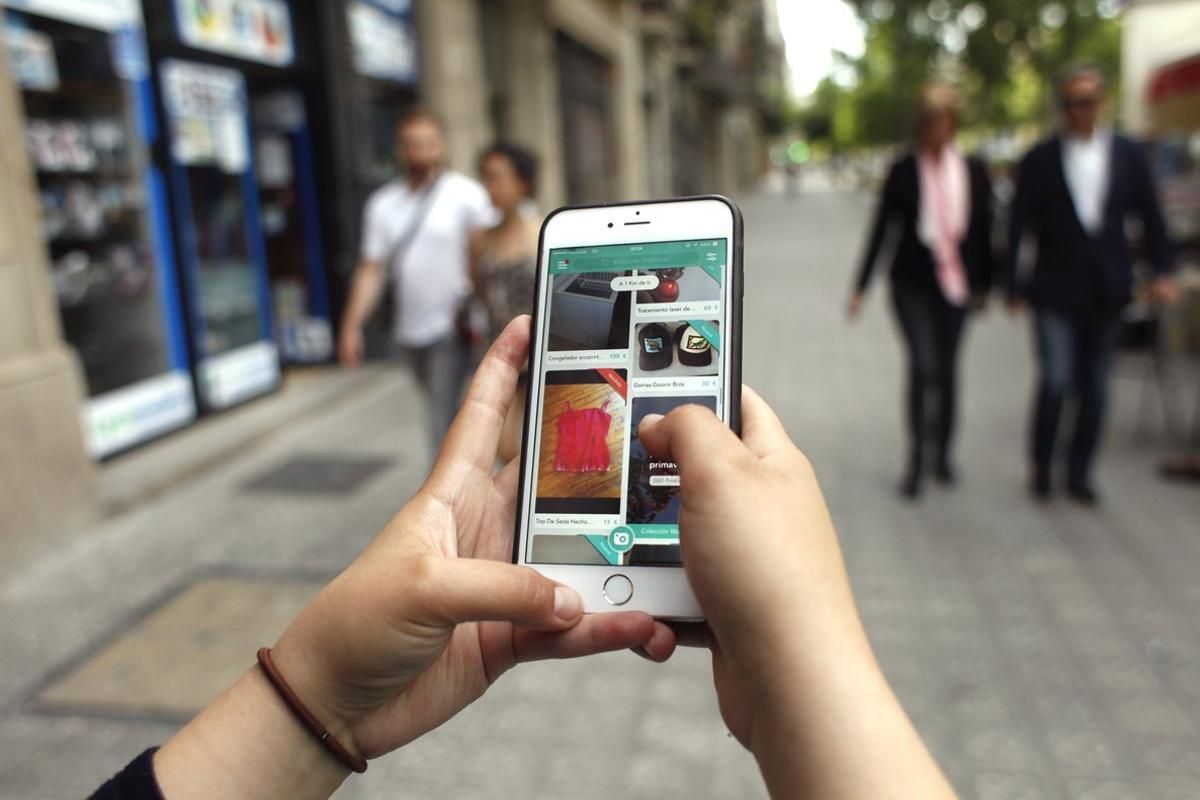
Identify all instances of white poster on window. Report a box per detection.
[348,0,417,84]
[173,0,293,66]
[161,60,249,174]
[0,0,141,31]
[3,25,59,90]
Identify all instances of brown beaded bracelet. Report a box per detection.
[256,647,368,774]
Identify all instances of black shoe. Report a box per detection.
[899,472,922,500]
[1066,481,1099,506]
[1030,472,1052,502]
[933,460,957,485]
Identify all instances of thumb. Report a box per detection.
[419,558,582,631]
[637,404,750,483]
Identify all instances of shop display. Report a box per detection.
[3,1,196,457]
[174,0,294,67]
[336,0,420,259]
[272,280,332,363]
[149,0,335,380]
[347,0,417,83]
[252,91,333,363]
[5,23,58,89]
[160,58,280,409]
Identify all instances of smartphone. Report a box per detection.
[512,196,743,619]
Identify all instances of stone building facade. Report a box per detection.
[0,0,784,537]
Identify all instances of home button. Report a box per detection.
[602,574,634,606]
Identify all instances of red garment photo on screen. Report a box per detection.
[555,400,612,472]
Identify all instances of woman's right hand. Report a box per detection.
[638,390,956,798]
[637,389,862,746]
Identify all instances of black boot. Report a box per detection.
[1030,465,1052,502]
[933,454,957,485]
[1066,478,1100,507]
[899,453,922,500]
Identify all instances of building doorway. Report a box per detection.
[555,32,615,204]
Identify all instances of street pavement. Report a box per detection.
[2,190,1199,799]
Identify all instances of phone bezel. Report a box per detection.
[511,195,744,619]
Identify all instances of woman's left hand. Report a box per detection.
[270,316,676,760]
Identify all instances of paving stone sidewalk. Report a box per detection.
[1,191,1198,799]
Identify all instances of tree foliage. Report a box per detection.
[799,0,1122,149]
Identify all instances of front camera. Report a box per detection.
[607,222,613,228]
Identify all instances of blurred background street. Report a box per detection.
[1,189,1198,799]
[2,0,1200,798]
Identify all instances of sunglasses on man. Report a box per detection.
[1063,95,1101,110]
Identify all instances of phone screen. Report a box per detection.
[521,236,731,567]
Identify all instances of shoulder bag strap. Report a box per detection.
[382,171,447,288]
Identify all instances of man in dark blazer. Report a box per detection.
[1006,65,1176,504]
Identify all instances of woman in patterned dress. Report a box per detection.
[470,142,541,461]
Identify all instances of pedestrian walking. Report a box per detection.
[469,142,541,462]
[849,82,996,499]
[338,108,496,458]
[1006,64,1176,505]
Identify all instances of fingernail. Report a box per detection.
[639,413,664,430]
[553,586,582,620]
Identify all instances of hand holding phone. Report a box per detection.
[636,390,859,701]
[261,319,674,758]
[641,390,957,800]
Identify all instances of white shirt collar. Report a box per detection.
[1061,128,1111,234]
[1063,126,1111,149]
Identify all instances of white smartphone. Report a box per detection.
[512,196,743,619]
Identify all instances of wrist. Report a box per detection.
[154,667,351,800]
[734,605,878,738]
[742,627,881,751]
[269,636,367,763]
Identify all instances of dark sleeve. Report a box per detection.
[1003,149,1037,298]
[1128,141,1172,274]
[853,159,902,293]
[972,158,997,295]
[89,748,164,800]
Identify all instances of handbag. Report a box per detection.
[363,173,446,359]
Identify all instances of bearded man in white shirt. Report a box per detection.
[1006,65,1177,505]
[339,109,495,457]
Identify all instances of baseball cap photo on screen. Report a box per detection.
[633,321,718,378]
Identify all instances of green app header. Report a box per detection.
[549,238,726,281]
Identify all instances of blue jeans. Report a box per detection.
[1031,310,1122,485]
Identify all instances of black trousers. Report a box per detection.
[1031,310,1122,485]
[891,282,967,473]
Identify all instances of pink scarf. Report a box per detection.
[917,147,970,306]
